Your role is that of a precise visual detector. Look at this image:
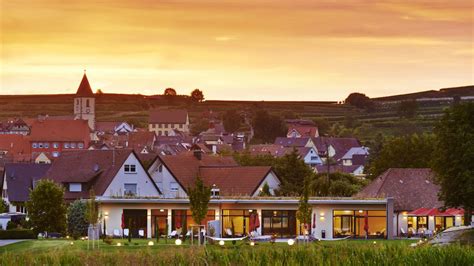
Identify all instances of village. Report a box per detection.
[0,73,472,248]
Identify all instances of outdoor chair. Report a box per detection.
[139,230,145,238]
[225,228,233,237]
[168,230,177,238]
[113,229,121,238]
[124,229,129,237]
[400,227,406,237]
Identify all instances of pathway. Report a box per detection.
[0,239,26,247]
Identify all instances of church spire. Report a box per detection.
[76,71,94,97]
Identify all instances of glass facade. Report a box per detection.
[221,209,255,237]
[171,209,215,233]
[333,210,386,238]
[123,209,147,238]
[261,210,297,238]
[151,209,168,238]
[435,216,454,232]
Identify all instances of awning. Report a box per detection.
[408,208,464,217]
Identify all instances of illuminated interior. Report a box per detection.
[333,210,386,238]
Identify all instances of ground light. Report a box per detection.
[373,241,377,245]
[175,239,182,246]
[116,243,122,247]
[148,241,154,246]
[288,239,295,246]
[250,241,255,246]
[219,240,225,246]
[70,242,74,246]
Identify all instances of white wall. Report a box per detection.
[252,171,280,196]
[148,160,187,198]
[103,153,161,197]
[302,148,322,165]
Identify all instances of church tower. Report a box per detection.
[74,71,95,130]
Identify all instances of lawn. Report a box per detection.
[1,238,472,265]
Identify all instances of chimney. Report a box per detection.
[193,149,202,160]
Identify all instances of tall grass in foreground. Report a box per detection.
[1,243,472,266]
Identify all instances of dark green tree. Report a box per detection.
[259,182,271,196]
[297,177,312,241]
[432,103,474,225]
[312,117,330,136]
[252,110,287,143]
[312,173,367,197]
[188,176,211,225]
[345,92,374,110]
[26,180,67,234]
[67,200,89,239]
[366,133,435,179]
[0,199,9,213]
[190,89,205,103]
[223,110,241,133]
[164,88,177,96]
[273,149,314,195]
[190,118,210,136]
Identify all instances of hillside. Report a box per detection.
[1,85,473,144]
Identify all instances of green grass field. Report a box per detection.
[0,239,472,265]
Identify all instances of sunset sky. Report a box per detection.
[1,0,473,101]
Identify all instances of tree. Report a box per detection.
[297,177,312,242]
[190,89,205,103]
[312,117,330,136]
[0,199,9,213]
[259,182,271,196]
[312,172,367,197]
[86,190,100,226]
[190,118,210,136]
[365,133,435,179]
[188,176,211,226]
[96,89,104,94]
[432,103,474,225]
[252,110,287,143]
[26,180,67,234]
[273,149,314,196]
[398,100,418,118]
[344,92,374,110]
[164,88,177,96]
[223,110,241,133]
[67,200,88,239]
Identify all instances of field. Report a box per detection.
[0,239,473,265]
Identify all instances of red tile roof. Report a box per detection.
[149,109,188,124]
[158,153,278,196]
[45,149,158,200]
[0,135,31,162]
[356,168,442,211]
[127,131,156,152]
[76,73,94,97]
[287,125,318,138]
[199,166,273,196]
[29,119,91,142]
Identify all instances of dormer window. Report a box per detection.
[69,183,82,192]
[211,184,220,198]
[124,164,136,173]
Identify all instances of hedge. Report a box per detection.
[0,229,36,239]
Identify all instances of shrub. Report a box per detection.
[0,229,36,239]
[6,221,17,230]
[67,200,88,239]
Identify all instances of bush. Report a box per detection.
[0,229,36,239]
[6,221,17,230]
[67,200,88,239]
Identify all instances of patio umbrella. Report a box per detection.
[364,212,369,239]
[121,212,125,229]
[254,212,260,229]
[249,213,255,233]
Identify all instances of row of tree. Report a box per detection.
[162,88,205,103]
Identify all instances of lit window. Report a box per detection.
[69,183,82,192]
[124,164,136,173]
[124,184,137,196]
[71,143,76,149]
[44,143,49,148]
[53,143,59,148]
[78,143,84,149]
[64,143,70,148]
[32,143,38,148]
[52,152,60,157]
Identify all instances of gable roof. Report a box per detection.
[76,73,94,97]
[4,163,51,202]
[341,147,369,160]
[199,166,273,196]
[0,135,31,162]
[287,125,318,138]
[356,168,442,211]
[149,109,188,124]
[312,137,361,160]
[127,131,156,153]
[46,149,160,199]
[29,119,91,142]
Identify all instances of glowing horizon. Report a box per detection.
[1,0,473,101]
